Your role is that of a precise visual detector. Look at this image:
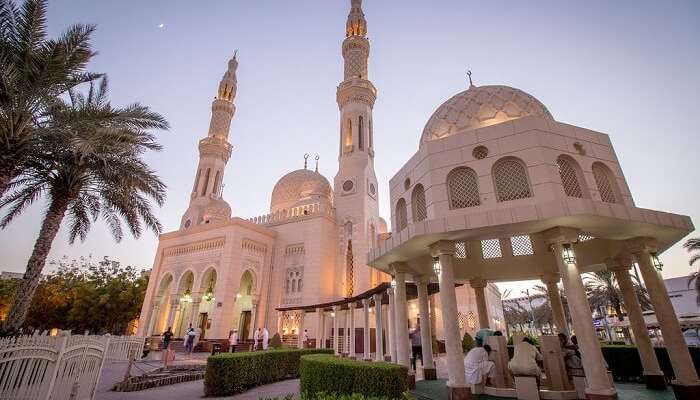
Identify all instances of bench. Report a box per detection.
[514,375,540,400]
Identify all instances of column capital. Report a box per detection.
[542,226,579,246]
[332,305,341,312]
[605,255,634,272]
[372,292,383,304]
[386,287,394,296]
[348,302,356,310]
[429,240,455,257]
[414,274,432,285]
[625,237,658,255]
[316,307,324,313]
[541,272,561,285]
[390,261,411,275]
[362,298,370,307]
[469,278,487,289]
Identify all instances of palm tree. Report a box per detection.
[0,77,168,330]
[685,238,700,305]
[0,0,98,197]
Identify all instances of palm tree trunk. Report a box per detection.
[4,196,70,331]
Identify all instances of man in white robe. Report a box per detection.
[253,328,261,351]
[464,344,496,385]
[262,327,269,350]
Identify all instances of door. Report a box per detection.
[239,311,251,340]
[198,312,208,339]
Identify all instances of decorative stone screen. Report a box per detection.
[472,146,489,160]
[447,167,480,209]
[481,239,502,259]
[411,184,427,222]
[396,198,408,231]
[493,158,532,202]
[455,241,470,259]
[557,156,584,198]
[592,162,618,203]
[578,233,595,242]
[510,235,534,256]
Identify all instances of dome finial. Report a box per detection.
[467,70,474,88]
[315,155,320,172]
[304,153,309,169]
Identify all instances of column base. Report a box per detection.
[422,367,437,380]
[446,385,471,400]
[408,373,416,390]
[671,381,700,400]
[384,355,392,362]
[643,373,667,390]
[584,388,618,400]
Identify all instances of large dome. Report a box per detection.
[421,85,553,145]
[270,169,332,213]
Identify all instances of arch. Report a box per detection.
[193,169,202,193]
[157,273,174,296]
[177,270,196,294]
[369,117,373,148]
[344,118,353,147]
[396,198,408,231]
[592,162,620,203]
[201,168,211,196]
[492,157,532,202]
[358,115,364,150]
[411,184,427,222]
[240,269,257,296]
[212,170,221,195]
[447,167,480,209]
[557,155,586,198]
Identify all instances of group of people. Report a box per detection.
[463,330,584,387]
[228,327,275,351]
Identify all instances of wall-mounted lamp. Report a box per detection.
[432,257,441,276]
[561,244,576,265]
[236,293,242,299]
[650,252,663,271]
[390,279,396,289]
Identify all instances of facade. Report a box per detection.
[136,0,502,344]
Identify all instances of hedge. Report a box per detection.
[204,348,333,396]
[300,354,408,400]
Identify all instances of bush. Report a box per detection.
[300,354,408,399]
[304,393,412,400]
[601,345,700,383]
[462,332,474,353]
[270,333,283,349]
[204,348,332,396]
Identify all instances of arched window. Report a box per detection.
[344,118,353,147]
[212,170,221,195]
[193,169,202,193]
[369,117,373,148]
[493,158,532,202]
[396,198,408,231]
[291,279,297,292]
[556,156,584,198]
[447,167,480,209]
[358,116,364,150]
[592,162,619,203]
[201,168,211,196]
[411,184,427,222]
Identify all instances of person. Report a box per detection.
[262,327,269,350]
[410,326,422,370]
[162,327,173,350]
[302,329,309,348]
[508,337,543,383]
[475,328,494,346]
[254,328,261,351]
[184,326,196,354]
[558,333,583,374]
[464,344,496,385]
[229,329,238,352]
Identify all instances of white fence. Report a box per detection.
[0,334,145,400]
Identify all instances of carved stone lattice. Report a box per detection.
[592,163,618,203]
[467,312,477,329]
[557,157,583,198]
[493,159,532,202]
[457,312,467,331]
[510,235,534,256]
[396,198,408,231]
[578,233,595,242]
[345,240,354,297]
[472,146,489,160]
[481,239,502,259]
[447,167,480,209]
[281,311,302,335]
[455,241,469,259]
[411,185,427,222]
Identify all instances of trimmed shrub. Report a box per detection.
[461,332,474,353]
[305,393,412,400]
[204,348,332,396]
[300,354,408,399]
[270,333,283,349]
[601,345,700,383]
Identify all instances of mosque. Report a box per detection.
[136,0,504,345]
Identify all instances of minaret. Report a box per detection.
[180,55,237,229]
[334,0,381,295]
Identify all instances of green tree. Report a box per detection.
[0,277,19,321]
[461,332,474,353]
[0,0,98,196]
[0,77,167,330]
[685,238,700,305]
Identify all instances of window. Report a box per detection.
[344,118,353,147]
[193,169,201,193]
[578,233,595,242]
[369,117,373,148]
[411,184,427,222]
[493,158,532,202]
[358,116,364,150]
[455,241,469,259]
[592,162,619,203]
[472,146,489,160]
[201,168,211,196]
[557,156,584,198]
[481,239,502,259]
[447,167,480,209]
[213,170,221,195]
[396,198,408,231]
[510,235,534,256]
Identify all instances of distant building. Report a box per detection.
[0,271,23,280]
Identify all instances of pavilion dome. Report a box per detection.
[201,197,232,223]
[420,84,553,146]
[270,169,332,213]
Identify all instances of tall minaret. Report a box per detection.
[180,55,237,229]
[334,0,381,296]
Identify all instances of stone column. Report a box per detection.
[349,303,356,358]
[344,307,351,356]
[316,308,324,349]
[546,230,616,399]
[541,272,568,335]
[387,288,397,362]
[250,299,259,334]
[333,305,340,355]
[188,295,201,335]
[470,278,490,330]
[363,299,371,360]
[373,293,384,362]
[298,312,305,349]
[629,239,700,398]
[392,266,411,368]
[147,299,161,336]
[166,297,180,329]
[417,276,436,380]
[607,256,665,389]
[430,241,469,399]
[277,311,284,336]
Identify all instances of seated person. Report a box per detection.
[508,337,543,383]
[558,333,583,375]
[464,344,496,385]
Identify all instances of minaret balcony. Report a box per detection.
[198,137,233,161]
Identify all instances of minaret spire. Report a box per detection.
[346,0,367,38]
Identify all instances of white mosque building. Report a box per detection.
[136,0,504,346]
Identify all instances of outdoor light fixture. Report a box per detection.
[390,279,396,289]
[561,244,576,265]
[331,312,336,317]
[204,285,214,301]
[432,257,441,276]
[182,288,192,303]
[236,293,242,299]
[650,252,663,271]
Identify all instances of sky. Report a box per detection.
[1,0,699,297]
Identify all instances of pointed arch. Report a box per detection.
[358,115,364,150]
[592,162,620,203]
[447,167,480,209]
[411,184,427,222]
[396,198,408,231]
[492,157,532,202]
[556,155,587,198]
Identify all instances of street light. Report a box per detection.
[650,252,663,271]
[432,257,441,276]
[182,288,192,303]
[561,244,576,265]
[390,279,396,289]
[204,285,214,301]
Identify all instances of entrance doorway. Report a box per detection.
[239,311,251,340]
[198,312,208,338]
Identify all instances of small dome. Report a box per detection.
[202,197,232,223]
[421,85,553,146]
[270,169,332,213]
